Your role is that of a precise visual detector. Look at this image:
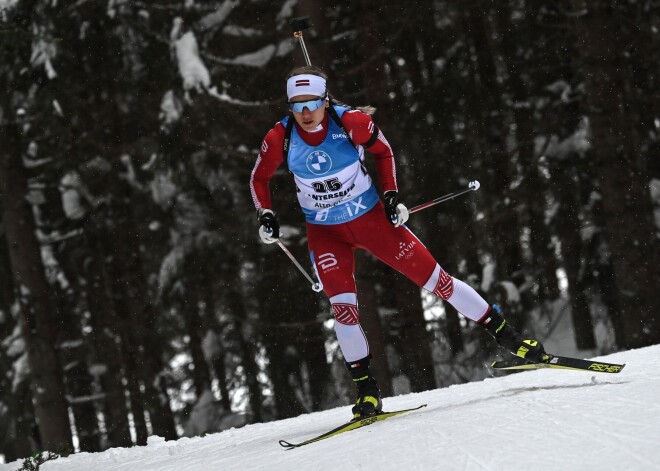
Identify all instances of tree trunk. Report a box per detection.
[299,313,332,411]
[0,119,72,452]
[182,289,213,399]
[444,307,465,357]
[65,359,102,452]
[462,2,523,286]
[83,239,133,448]
[555,172,597,349]
[296,0,333,72]
[57,302,101,452]
[0,227,35,460]
[235,316,265,422]
[105,247,148,446]
[285,275,331,412]
[211,352,232,412]
[117,320,148,446]
[494,5,561,304]
[571,0,660,347]
[101,194,174,445]
[140,323,178,440]
[50,273,102,452]
[124,194,178,440]
[226,253,264,422]
[259,257,309,419]
[355,252,393,397]
[198,264,233,413]
[1,381,36,461]
[388,275,436,392]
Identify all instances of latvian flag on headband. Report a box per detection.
[287,74,327,99]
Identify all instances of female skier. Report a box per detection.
[250,65,545,419]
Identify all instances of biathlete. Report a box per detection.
[250,65,545,419]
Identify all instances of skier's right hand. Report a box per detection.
[258,209,280,244]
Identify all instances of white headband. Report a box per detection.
[286,74,327,100]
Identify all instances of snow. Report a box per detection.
[159,90,183,125]
[207,39,294,68]
[652,178,660,232]
[174,32,211,92]
[480,260,495,292]
[150,170,178,209]
[276,0,297,23]
[198,0,238,31]
[60,171,94,220]
[499,280,521,302]
[206,87,269,106]
[3,345,658,471]
[535,118,590,160]
[182,389,248,438]
[10,353,28,393]
[0,0,18,14]
[222,25,261,37]
[223,44,277,67]
[31,27,58,79]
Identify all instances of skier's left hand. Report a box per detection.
[383,191,409,227]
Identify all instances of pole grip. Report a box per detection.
[290,16,311,33]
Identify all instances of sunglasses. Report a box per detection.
[288,98,325,113]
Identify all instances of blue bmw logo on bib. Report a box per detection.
[306,150,332,175]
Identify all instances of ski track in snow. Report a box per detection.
[2,345,660,471]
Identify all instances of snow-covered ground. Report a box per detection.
[3,345,659,471]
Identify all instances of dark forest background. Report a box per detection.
[0,0,658,461]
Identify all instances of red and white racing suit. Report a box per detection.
[250,109,489,362]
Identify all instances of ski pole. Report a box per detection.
[409,180,481,214]
[290,17,313,66]
[276,240,324,292]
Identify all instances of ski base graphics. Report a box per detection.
[491,354,625,373]
[279,404,427,449]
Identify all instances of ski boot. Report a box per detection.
[479,304,548,362]
[346,355,383,420]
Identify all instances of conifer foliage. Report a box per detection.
[0,0,658,462]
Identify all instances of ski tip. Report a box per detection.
[279,440,295,449]
[407,403,428,409]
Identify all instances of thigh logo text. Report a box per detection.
[318,253,338,271]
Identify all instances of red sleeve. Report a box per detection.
[341,110,398,193]
[250,122,285,210]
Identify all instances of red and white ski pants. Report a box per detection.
[307,202,489,362]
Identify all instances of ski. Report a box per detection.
[491,355,625,374]
[279,404,427,449]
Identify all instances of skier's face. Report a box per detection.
[290,94,327,132]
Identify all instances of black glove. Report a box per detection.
[257,209,279,244]
[383,191,409,227]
